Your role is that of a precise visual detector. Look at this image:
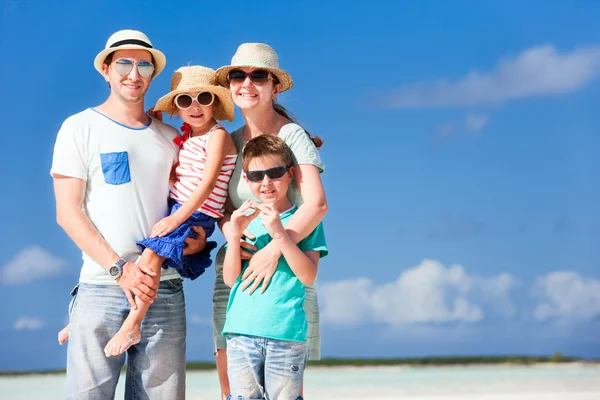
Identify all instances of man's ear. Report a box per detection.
[101,63,110,83]
[242,172,248,183]
[287,165,294,180]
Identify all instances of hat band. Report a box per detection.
[110,39,153,49]
[233,61,274,68]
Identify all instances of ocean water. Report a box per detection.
[1,364,599,399]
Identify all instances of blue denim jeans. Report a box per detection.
[66,279,186,400]
[226,334,306,400]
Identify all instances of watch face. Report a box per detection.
[109,266,120,277]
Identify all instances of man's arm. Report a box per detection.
[53,175,158,307]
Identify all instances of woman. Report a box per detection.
[212,43,327,399]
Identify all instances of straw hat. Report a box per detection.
[154,66,235,122]
[215,43,293,92]
[94,30,166,77]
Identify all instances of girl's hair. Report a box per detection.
[242,135,294,171]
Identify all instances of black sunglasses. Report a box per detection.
[245,166,290,182]
[228,69,272,86]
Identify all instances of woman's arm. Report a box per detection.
[241,163,327,293]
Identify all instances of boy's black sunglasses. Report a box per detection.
[245,166,290,182]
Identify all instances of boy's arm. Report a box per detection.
[223,234,243,287]
[272,231,319,286]
[222,199,260,287]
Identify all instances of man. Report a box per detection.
[51,29,204,399]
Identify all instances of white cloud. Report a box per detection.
[388,45,600,108]
[15,317,44,331]
[433,114,490,144]
[0,246,68,284]
[465,114,489,133]
[320,259,518,326]
[533,271,600,321]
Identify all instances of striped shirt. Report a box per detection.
[170,124,237,219]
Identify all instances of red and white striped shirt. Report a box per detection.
[170,124,237,219]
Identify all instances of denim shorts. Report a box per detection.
[212,245,321,360]
[66,279,186,400]
[227,334,305,400]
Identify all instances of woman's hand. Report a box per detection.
[240,243,281,294]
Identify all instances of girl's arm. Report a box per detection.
[152,128,236,237]
[241,163,327,293]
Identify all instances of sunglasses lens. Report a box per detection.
[114,59,133,76]
[266,166,287,179]
[175,94,193,109]
[197,92,214,106]
[137,61,155,78]
[245,171,264,182]
[249,70,270,85]
[228,70,246,83]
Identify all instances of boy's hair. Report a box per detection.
[242,135,294,171]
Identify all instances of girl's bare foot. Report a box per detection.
[58,325,70,345]
[104,324,141,357]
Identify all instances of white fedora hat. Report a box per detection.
[94,29,166,78]
[215,43,293,92]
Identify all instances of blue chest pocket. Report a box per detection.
[100,152,131,185]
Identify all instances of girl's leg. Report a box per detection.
[104,248,164,357]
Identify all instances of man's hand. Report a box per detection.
[183,225,207,255]
[117,262,158,309]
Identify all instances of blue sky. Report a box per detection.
[1,0,599,371]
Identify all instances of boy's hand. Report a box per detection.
[151,215,180,238]
[253,203,285,238]
[228,199,259,241]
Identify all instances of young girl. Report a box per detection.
[58,65,238,357]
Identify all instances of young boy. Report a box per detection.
[222,135,328,400]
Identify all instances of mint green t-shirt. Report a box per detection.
[228,123,325,209]
[222,207,328,342]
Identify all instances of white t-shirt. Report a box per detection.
[50,108,182,285]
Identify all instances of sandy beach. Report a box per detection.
[1,364,599,399]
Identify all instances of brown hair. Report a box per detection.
[273,102,323,148]
[242,135,294,172]
[270,74,323,148]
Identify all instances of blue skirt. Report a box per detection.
[137,199,218,280]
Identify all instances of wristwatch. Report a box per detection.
[108,259,127,279]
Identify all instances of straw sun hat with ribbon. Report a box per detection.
[94,29,166,78]
[154,66,234,122]
[215,43,293,92]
